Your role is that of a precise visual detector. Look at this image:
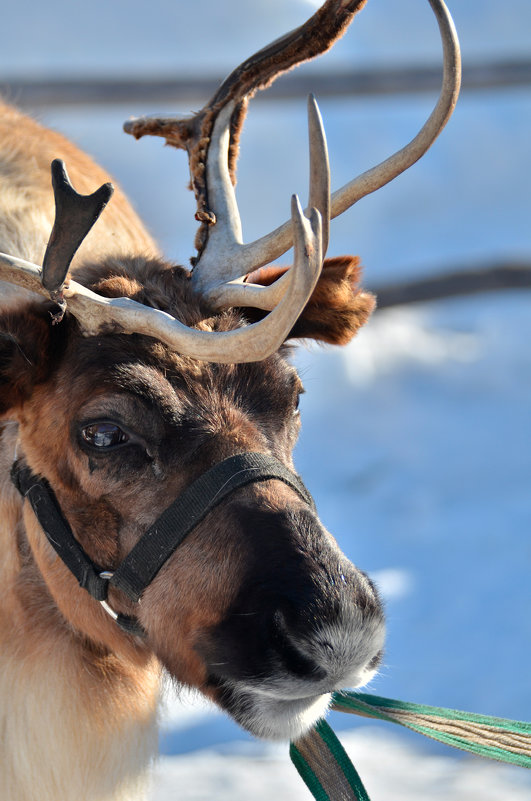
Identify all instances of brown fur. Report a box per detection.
[0,303,58,414]
[245,255,376,344]
[0,101,157,266]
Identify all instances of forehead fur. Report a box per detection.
[74,255,210,330]
[62,255,299,414]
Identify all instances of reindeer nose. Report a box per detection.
[269,588,384,689]
[202,572,383,689]
[269,609,327,680]
[199,504,384,689]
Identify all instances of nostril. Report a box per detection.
[270,611,326,679]
[367,649,383,671]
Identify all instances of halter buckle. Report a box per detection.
[99,571,118,621]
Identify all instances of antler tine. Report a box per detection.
[197,94,330,312]
[224,0,461,274]
[43,160,113,300]
[308,94,331,262]
[0,196,322,363]
[330,0,461,215]
[193,99,244,268]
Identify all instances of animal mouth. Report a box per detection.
[201,599,385,740]
[212,678,332,741]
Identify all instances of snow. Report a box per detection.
[2,0,531,797]
[150,728,531,801]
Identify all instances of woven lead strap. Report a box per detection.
[331,692,531,769]
[291,720,370,801]
[290,692,531,801]
[110,452,315,602]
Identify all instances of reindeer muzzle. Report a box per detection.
[10,453,314,637]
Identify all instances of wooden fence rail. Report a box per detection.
[372,261,531,310]
[2,59,531,108]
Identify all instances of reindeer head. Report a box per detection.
[0,0,460,740]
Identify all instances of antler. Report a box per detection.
[42,159,114,319]
[0,198,322,363]
[125,0,461,313]
[1,0,461,363]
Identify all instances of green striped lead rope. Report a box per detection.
[290,691,531,801]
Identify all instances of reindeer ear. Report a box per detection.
[244,256,375,345]
[0,302,59,418]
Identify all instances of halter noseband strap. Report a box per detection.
[11,453,314,637]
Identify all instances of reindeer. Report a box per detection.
[0,1,460,799]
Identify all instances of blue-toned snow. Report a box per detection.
[1,0,530,797]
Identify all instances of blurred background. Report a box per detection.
[2,0,530,798]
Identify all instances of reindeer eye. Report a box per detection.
[294,387,305,416]
[81,422,129,449]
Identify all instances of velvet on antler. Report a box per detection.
[41,159,113,319]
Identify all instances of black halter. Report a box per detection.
[10,453,314,637]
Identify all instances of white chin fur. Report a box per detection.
[221,603,384,740]
[234,690,332,741]
[227,661,380,741]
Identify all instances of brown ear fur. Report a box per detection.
[244,256,375,345]
[0,303,61,417]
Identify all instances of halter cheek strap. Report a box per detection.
[10,461,143,636]
[10,453,315,637]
